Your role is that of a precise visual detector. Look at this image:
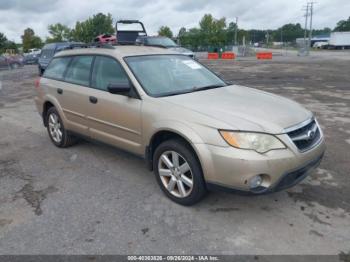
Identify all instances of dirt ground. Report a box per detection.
[0,51,349,256]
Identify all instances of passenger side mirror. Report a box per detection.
[107,82,132,95]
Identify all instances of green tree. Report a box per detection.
[313,27,331,35]
[225,22,237,44]
[272,23,304,42]
[0,32,7,52]
[71,13,114,43]
[334,17,350,31]
[248,29,266,43]
[21,28,43,52]
[0,33,19,53]
[199,14,226,47]
[158,26,173,38]
[47,23,72,43]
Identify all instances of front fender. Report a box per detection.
[146,120,206,146]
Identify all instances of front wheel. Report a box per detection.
[153,139,207,205]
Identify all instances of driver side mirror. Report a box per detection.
[107,82,132,95]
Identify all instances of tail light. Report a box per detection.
[35,77,41,89]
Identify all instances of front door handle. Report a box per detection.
[57,88,63,94]
[89,96,98,104]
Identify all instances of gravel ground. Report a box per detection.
[0,51,349,256]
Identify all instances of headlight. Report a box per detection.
[219,130,286,153]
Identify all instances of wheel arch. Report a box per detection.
[42,96,64,126]
[145,128,204,172]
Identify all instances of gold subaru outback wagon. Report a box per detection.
[34,46,325,205]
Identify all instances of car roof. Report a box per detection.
[42,42,84,50]
[54,45,179,59]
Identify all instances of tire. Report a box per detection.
[46,107,77,148]
[39,67,44,76]
[11,63,19,69]
[153,139,207,205]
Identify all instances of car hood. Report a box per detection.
[168,46,193,55]
[161,85,312,134]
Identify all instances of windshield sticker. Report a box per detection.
[182,60,202,69]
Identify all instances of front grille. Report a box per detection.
[287,119,321,151]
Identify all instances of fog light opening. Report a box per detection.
[249,174,271,193]
[249,175,263,189]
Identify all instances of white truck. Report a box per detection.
[328,32,350,49]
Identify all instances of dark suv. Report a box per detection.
[38,42,84,75]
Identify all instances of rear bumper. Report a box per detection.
[206,152,324,195]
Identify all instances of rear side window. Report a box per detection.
[43,57,71,80]
[91,56,129,91]
[40,49,54,59]
[65,56,93,86]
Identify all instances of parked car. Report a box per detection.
[24,53,40,64]
[0,54,24,69]
[313,42,328,49]
[34,46,325,205]
[136,36,195,58]
[38,42,84,75]
[94,34,117,44]
[28,48,41,55]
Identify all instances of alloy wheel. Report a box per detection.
[48,113,63,143]
[158,151,194,198]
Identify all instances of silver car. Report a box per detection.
[34,46,325,205]
[135,36,195,58]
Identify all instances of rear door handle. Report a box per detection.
[89,96,98,104]
[57,88,63,94]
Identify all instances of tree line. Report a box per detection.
[1,13,350,53]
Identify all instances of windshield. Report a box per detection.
[146,37,178,47]
[125,55,226,97]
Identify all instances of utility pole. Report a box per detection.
[303,3,309,54]
[308,2,315,49]
[234,17,238,46]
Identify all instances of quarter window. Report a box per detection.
[43,57,71,80]
[65,56,93,86]
[91,56,129,91]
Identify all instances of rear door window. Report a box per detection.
[91,56,129,91]
[43,57,71,80]
[65,56,93,86]
[40,49,54,59]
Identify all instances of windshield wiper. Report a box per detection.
[191,84,225,92]
[157,84,226,97]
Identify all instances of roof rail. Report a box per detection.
[135,43,167,49]
[61,42,116,51]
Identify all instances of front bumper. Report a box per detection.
[194,134,326,194]
[206,152,324,194]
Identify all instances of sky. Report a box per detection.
[0,0,349,42]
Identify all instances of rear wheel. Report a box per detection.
[11,63,19,69]
[46,107,77,148]
[153,139,207,205]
